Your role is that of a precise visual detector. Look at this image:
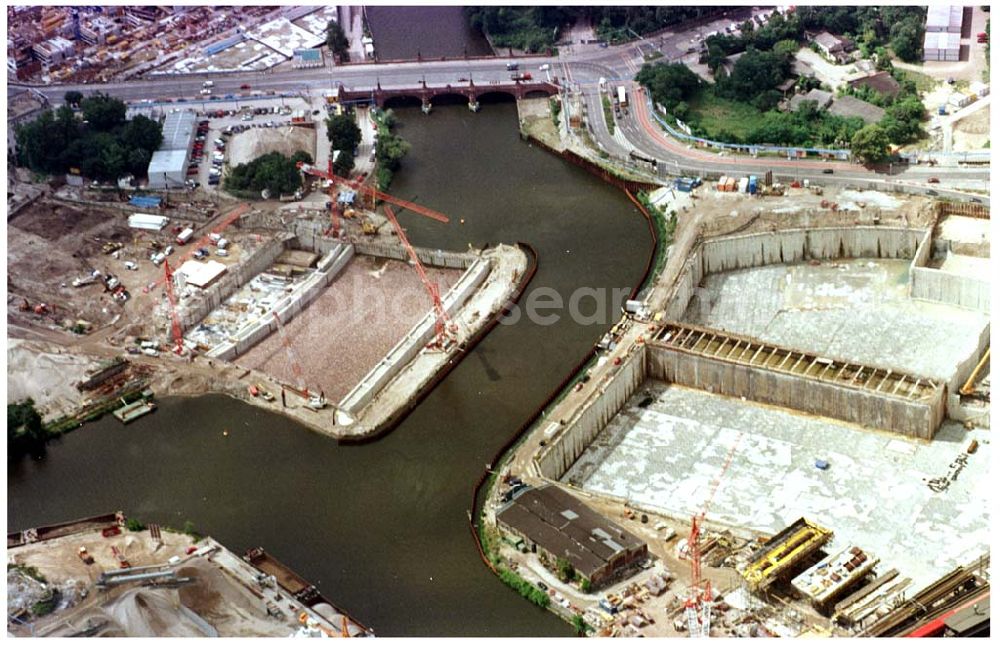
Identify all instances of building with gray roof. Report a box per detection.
[496,485,647,588]
[147,111,196,189]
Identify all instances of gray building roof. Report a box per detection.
[497,485,646,579]
[788,88,834,111]
[926,5,964,33]
[828,95,886,124]
[924,31,961,53]
[815,32,847,53]
[148,149,189,188]
[160,110,196,151]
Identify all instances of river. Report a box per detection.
[365,6,493,60]
[7,102,653,636]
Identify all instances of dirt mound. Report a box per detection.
[227,126,316,167]
[104,588,218,637]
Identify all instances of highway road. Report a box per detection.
[10,17,989,202]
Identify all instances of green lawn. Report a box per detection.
[896,68,938,93]
[685,88,768,141]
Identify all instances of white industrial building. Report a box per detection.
[924,31,961,62]
[925,5,963,33]
[146,111,196,189]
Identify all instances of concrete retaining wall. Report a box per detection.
[178,235,291,331]
[946,324,991,398]
[338,257,491,414]
[535,348,647,480]
[911,268,991,313]
[699,227,924,275]
[207,244,355,361]
[907,227,991,313]
[646,344,946,440]
[353,239,476,270]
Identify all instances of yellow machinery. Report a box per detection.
[742,518,833,592]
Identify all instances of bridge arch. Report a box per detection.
[383,94,423,109]
[475,90,517,105]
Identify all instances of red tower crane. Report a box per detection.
[685,429,745,638]
[296,162,450,237]
[162,259,185,355]
[383,205,457,349]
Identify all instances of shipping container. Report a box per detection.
[176,227,194,245]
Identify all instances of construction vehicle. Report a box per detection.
[361,218,379,235]
[383,205,458,350]
[102,241,123,255]
[78,546,94,565]
[110,545,130,569]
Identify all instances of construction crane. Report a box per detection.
[959,348,989,396]
[383,205,458,349]
[296,163,450,238]
[684,429,744,638]
[270,311,325,409]
[162,259,185,355]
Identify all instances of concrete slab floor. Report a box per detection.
[682,258,989,382]
[938,214,991,247]
[562,383,990,593]
[237,256,462,402]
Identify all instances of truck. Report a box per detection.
[616,85,628,108]
[176,227,194,245]
[510,72,532,81]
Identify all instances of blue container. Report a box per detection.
[815,459,830,470]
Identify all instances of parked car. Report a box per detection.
[927,177,940,183]
[240,83,251,90]
[822,168,834,174]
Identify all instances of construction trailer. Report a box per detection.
[742,518,833,593]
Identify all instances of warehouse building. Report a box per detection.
[496,485,647,588]
[924,31,961,62]
[925,5,963,33]
[147,111,196,189]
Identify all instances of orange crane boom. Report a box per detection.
[383,205,456,348]
[162,259,185,354]
[153,203,250,288]
[297,163,450,225]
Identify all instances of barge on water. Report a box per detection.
[112,390,157,424]
[243,547,373,637]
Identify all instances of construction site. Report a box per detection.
[6,159,528,439]
[7,513,371,637]
[483,186,991,638]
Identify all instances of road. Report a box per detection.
[10,14,989,202]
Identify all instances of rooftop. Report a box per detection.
[788,88,833,111]
[160,110,197,151]
[848,71,901,98]
[497,485,646,579]
[926,5,964,31]
[828,95,886,124]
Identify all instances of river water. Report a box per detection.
[366,6,493,60]
[7,103,653,636]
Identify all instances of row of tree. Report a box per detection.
[796,5,927,63]
[15,93,163,181]
[223,151,312,197]
[326,112,362,177]
[634,62,702,119]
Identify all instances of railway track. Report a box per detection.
[860,554,989,637]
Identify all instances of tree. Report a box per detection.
[890,20,922,62]
[332,150,354,177]
[556,557,575,582]
[851,123,892,164]
[572,614,590,636]
[326,20,349,60]
[80,93,126,130]
[635,62,702,116]
[64,90,83,107]
[122,114,163,153]
[579,577,592,593]
[8,399,48,458]
[224,151,311,196]
[772,39,800,57]
[326,113,361,156]
[375,132,410,172]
